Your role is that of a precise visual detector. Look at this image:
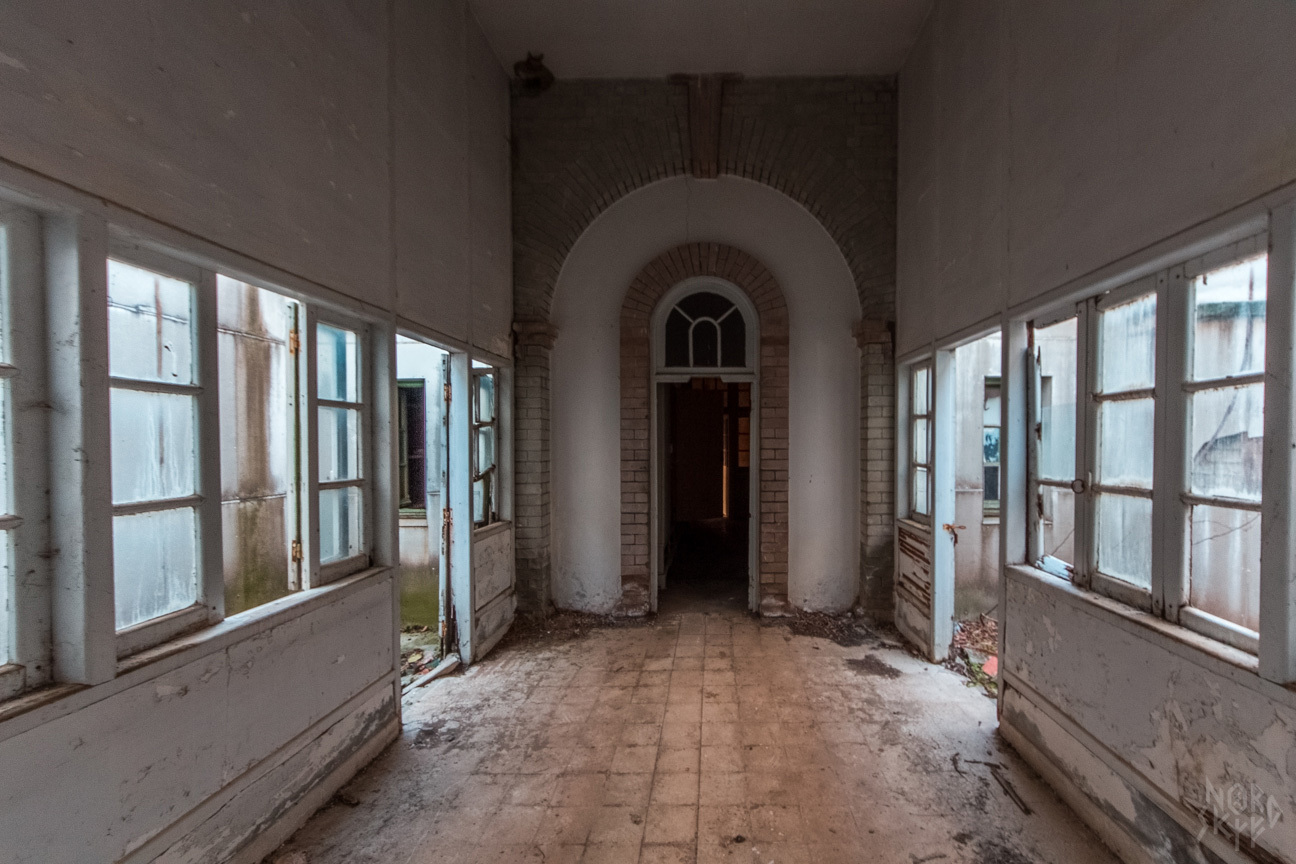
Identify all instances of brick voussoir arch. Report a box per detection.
[618,242,790,616]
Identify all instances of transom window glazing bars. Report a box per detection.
[663,291,747,369]
[1027,233,1270,655]
[316,320,368,572]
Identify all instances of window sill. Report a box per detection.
[473,520,511,540]
[1005,564,1296,705]
[317,552,371,587]
[116,602,211,660]
[0,566,394,742]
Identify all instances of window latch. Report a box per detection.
[942,523,967,545]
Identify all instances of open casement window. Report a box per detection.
[314,319,370,581]
[1087,281,1158,609]
[471,365,498,527]
[1175,243,1268,652]
[909,363,933,521]
[1027,233,1271,656]
[108,254,221,655]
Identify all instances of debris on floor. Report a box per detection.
[496,609,649,651]
[948,614,999,697]
[779,609,907,649]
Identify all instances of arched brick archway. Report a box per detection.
[617,243,790,615]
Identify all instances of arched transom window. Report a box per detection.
[663,291,748,369]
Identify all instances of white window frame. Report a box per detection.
[1027,231,1276,658]
[653,278,759,378]
[106,243,224,659]
[310,309,374,586]
[0,201,49,698]
[909,360,934,523]
[471,364,499,528]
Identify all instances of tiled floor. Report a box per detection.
[275,611,1119,864]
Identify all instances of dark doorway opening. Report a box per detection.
[659,378,750,614]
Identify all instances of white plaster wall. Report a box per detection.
[0,578,396,864]
[0,2,512,861]
[1004,571,1296,863]
[0,1,391,309]
[392,1,513,354]
[896,0,1296,356]
[551,176,861,612]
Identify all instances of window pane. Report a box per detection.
[1190,504,1260,633]
[912,467,929,516]
[1097,398,1154,489]
[1036,318,1077,481]
[319,406,361,482]
[114,507,199,629]
[913,418,929,464]
[692,320,719,366]
[983,465,1000,505]
[107,259,195,385]
[1098,293,1156,393]
[665,308,690,367]
[912,367,930,415]
[1095,493,1152,589]
[1189,384,1263,501]
[217,277,299,615]
[110,389,197,504]
[0,531,10,665]
[473,476,490,524]
[678,291,734,320]
[476,373,495,424]
[720,310,745,367]
[477,425,496,474]
[319,485,362,563]
[0,380,9,517]
[317,324,359,402]
[1192,255,1267,382]
[1039,486,1075,567]
[983,426,1000,466]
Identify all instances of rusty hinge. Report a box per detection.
[291,540,303,563]
[288,328,301,355]
[442,507,452,530]
[443,382,452,404]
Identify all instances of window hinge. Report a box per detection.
[288,329,301,355]
[443,383,452,405]
[442,507,452,530]
[291,540,303,562]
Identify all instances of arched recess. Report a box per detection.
[539,175,863,615]
[620,245,790,615]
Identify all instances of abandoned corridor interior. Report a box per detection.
[1,2,1295,864]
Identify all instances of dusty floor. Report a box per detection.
[274,610,1118,864]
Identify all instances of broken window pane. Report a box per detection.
[1099,293,1156,393]
[319,485,362,563]
[1097,398,1154,489]
[110,389,197,504]
[1189,383,1263,501]
[1095,493,1152,589]
[1190,504,1260,632]
[1040,486,1075,567]
[113,507,199,629]
[1192,256,1266,382]
[107,259,194,385]
[1035,318,1076,481]
[218,277,300,615]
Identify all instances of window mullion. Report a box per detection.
[303,305,322,588]
[1154,268,1189,622]
[1260,201,1296,684]
[195,270,224,621]
[1076,300,1097,589]
[46,213,117,684]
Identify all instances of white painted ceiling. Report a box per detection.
[467,0,934,79]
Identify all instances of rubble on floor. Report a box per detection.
[948,615,999,697]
